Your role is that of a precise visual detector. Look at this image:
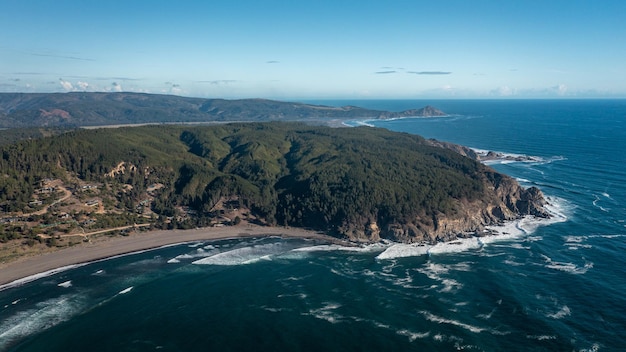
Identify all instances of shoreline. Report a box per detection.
[0,223,346,289]
[0,196,568,290]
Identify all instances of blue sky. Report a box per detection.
[1,0,625,99]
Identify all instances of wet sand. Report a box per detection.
[0,224,345,288]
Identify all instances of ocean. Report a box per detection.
[1,100,625,351]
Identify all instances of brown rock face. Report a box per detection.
[341,170,550,244]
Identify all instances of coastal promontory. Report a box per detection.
[0,92,444,129]
[0,122,548,252]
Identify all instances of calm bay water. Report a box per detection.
[1,100,625,351]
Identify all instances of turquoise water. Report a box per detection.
[1,100,625,351]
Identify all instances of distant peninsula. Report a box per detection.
[0,92,445,128]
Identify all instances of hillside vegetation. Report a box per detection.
[0,123,547,244]
[0,92,445,128]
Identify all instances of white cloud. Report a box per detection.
[59,78,73,91]
[164,82,183,95]
[77,81,89,91]
[111,82,122,92]
[491,86,516,96]
[554,84,567,96]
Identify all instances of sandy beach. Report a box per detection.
[0,224,345,288]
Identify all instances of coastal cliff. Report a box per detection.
[347,171,549,243]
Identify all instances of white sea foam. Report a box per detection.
[0,295,85,350]
[375,243,430,260]
[579,343,601,352]
[592,195,610,212]
[57,280,72,288]
[545,261,593,274]
[439,278,463,293]
[541,254,593,274]
[0,263,88,292]
[415,263,464,293]
[420,311,485,333]
[503,258,525,266]
[428,238,483,254]
[376,197,568,261]
[396,329,430,342]
[565,236,585,243]
[277,293,308,300]
[293,242,387,254]
[543,196,572,222]
[476,307,497,320]
[192,242,292,266]
[305,302,343,324]
[168,247,221,264]
[526,334,557,341]
[118,286,133,294]
[547,305,571,319]
[565,236,593,250]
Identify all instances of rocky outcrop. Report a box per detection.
[333,144,552,244]
[340,172,549,243]
[396,105,446,118]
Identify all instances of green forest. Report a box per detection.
[0,122,512,242]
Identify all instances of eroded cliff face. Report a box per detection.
[342,171,550,243]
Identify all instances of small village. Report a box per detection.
[0,173,248,264]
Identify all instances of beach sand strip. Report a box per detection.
[0,224,344,287]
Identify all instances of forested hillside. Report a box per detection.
[0,123,547,244]
[0,92,445,128]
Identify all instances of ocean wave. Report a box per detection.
[290,243,386,257]
[415,263,464,293]
[375,243,429,260]
[526,335,557,341]
[0,263,89,292]
[118,286,133,295]
[540,254,593,274]
[192,242,295,265]
[564,235,593,250]
[547,305,571,319]
[187,242,205,248]
[304,302,343,324]
[57,280,72,288]
[592,194,611,212]
[376,198,568,261]
[167,247,221,264]
[396,329,430,342]
[0,294,86,350]
[420,311,485,333]
[476,307,498,320]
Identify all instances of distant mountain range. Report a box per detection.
[0,92,445,128]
